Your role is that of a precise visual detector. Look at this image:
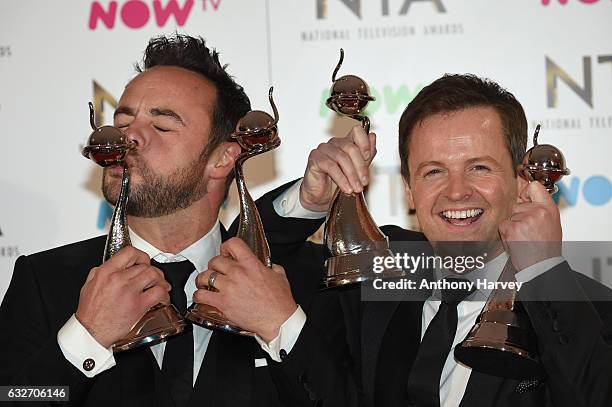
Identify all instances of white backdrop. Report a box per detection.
[1,0,611,300]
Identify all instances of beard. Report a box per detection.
[102,151,209,218]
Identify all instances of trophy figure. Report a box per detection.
[186,87,280,335]
[323,49,403,288]
[82,102,186,352]
[454,124,570,379]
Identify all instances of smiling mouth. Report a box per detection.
[440,208,484,226]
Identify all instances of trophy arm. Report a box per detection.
[352,115,370,134]
[103,164,132,261]
[234,152,272,268]
[88,102,97,130]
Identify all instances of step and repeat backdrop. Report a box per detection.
[0,0,611,300]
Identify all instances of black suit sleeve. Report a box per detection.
[252,179,326,259]
[267,289,366,407]
[519,261,612,407]
[0,255,93,405]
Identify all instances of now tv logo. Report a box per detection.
[88,0,221,30]
[542,0,603,5]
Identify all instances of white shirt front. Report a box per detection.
[58,222,222,385]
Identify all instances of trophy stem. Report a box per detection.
[235,150,273,267]
[103,164,131,262]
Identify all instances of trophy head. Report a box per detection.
[82,102,134,167]
[325,49,374,117]
[517,125,570,194]
[232,87,280,153]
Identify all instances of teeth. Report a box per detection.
[442,209,483,219]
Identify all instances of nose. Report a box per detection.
[123,121,148,152]
[444,173,473,202]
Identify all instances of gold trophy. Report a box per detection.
[186,87,280,335]
[323,49,403,288]
[454,125,570,379]
[82,102,186,352]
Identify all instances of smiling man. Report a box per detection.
[0,34,312,407]
[195,74,612,407]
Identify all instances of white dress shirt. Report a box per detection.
[58,222,222,385]
[270,178,564,406]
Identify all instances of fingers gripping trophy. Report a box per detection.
[323,49,404,287]
[186,87,280,335]
[82,103,187,352]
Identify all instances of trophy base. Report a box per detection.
[324,250,405,288]
[112,303,187,353]
[186,304,253,336]
[454,318,545,380]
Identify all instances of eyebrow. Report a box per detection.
[415,156,500,173]
[150,108,185,126]
[113,106,185,126]
[415,160,445,173]
[113,106,134,119]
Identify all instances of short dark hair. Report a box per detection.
[137,33,251,195]
[398,74,527,181]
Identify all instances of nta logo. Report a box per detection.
[316,0,446,19]
[546,55,612,108]
[88,0,221,30]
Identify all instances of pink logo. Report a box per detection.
[88,0,221,30]
[542,0,601,5]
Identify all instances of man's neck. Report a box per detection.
[127,199,219,254]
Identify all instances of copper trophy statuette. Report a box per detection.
[454,124,570,379]
[323,49,403,288]
[82,102,186,352]
[186,87,280,335]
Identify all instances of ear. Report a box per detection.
[403,177,415,210]
[208,142,241,180]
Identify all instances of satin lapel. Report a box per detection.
[188,332,219,407]
[361,299,402,401]
[115,345,160,403]
[362,267,433,400]
[188,331,252,407]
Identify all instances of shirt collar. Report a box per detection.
[433,251,509,301]
[128,221,222,272]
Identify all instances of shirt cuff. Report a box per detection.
[515,256,565,283]
[57,314,116,378]
[272,179,327,219]
[255,305,307,362]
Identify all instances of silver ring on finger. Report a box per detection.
[207,271,219,291]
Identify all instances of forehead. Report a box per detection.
[119,66,217,112]
[408,106,509,165]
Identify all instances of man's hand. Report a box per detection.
[75,246,171,348]
[300,125,377,212]
[499,181,563,271]
[193,238,297,343]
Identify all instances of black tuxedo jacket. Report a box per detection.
[0,183,325,407]
[260,181,612,407]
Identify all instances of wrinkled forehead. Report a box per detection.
[120,66,217,112]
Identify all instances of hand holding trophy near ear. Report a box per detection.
[323,49,404,288]
[454,124,570,379]
[186,87,280,335]
[82,103,187,352]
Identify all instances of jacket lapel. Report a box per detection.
[188,331,253,407]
